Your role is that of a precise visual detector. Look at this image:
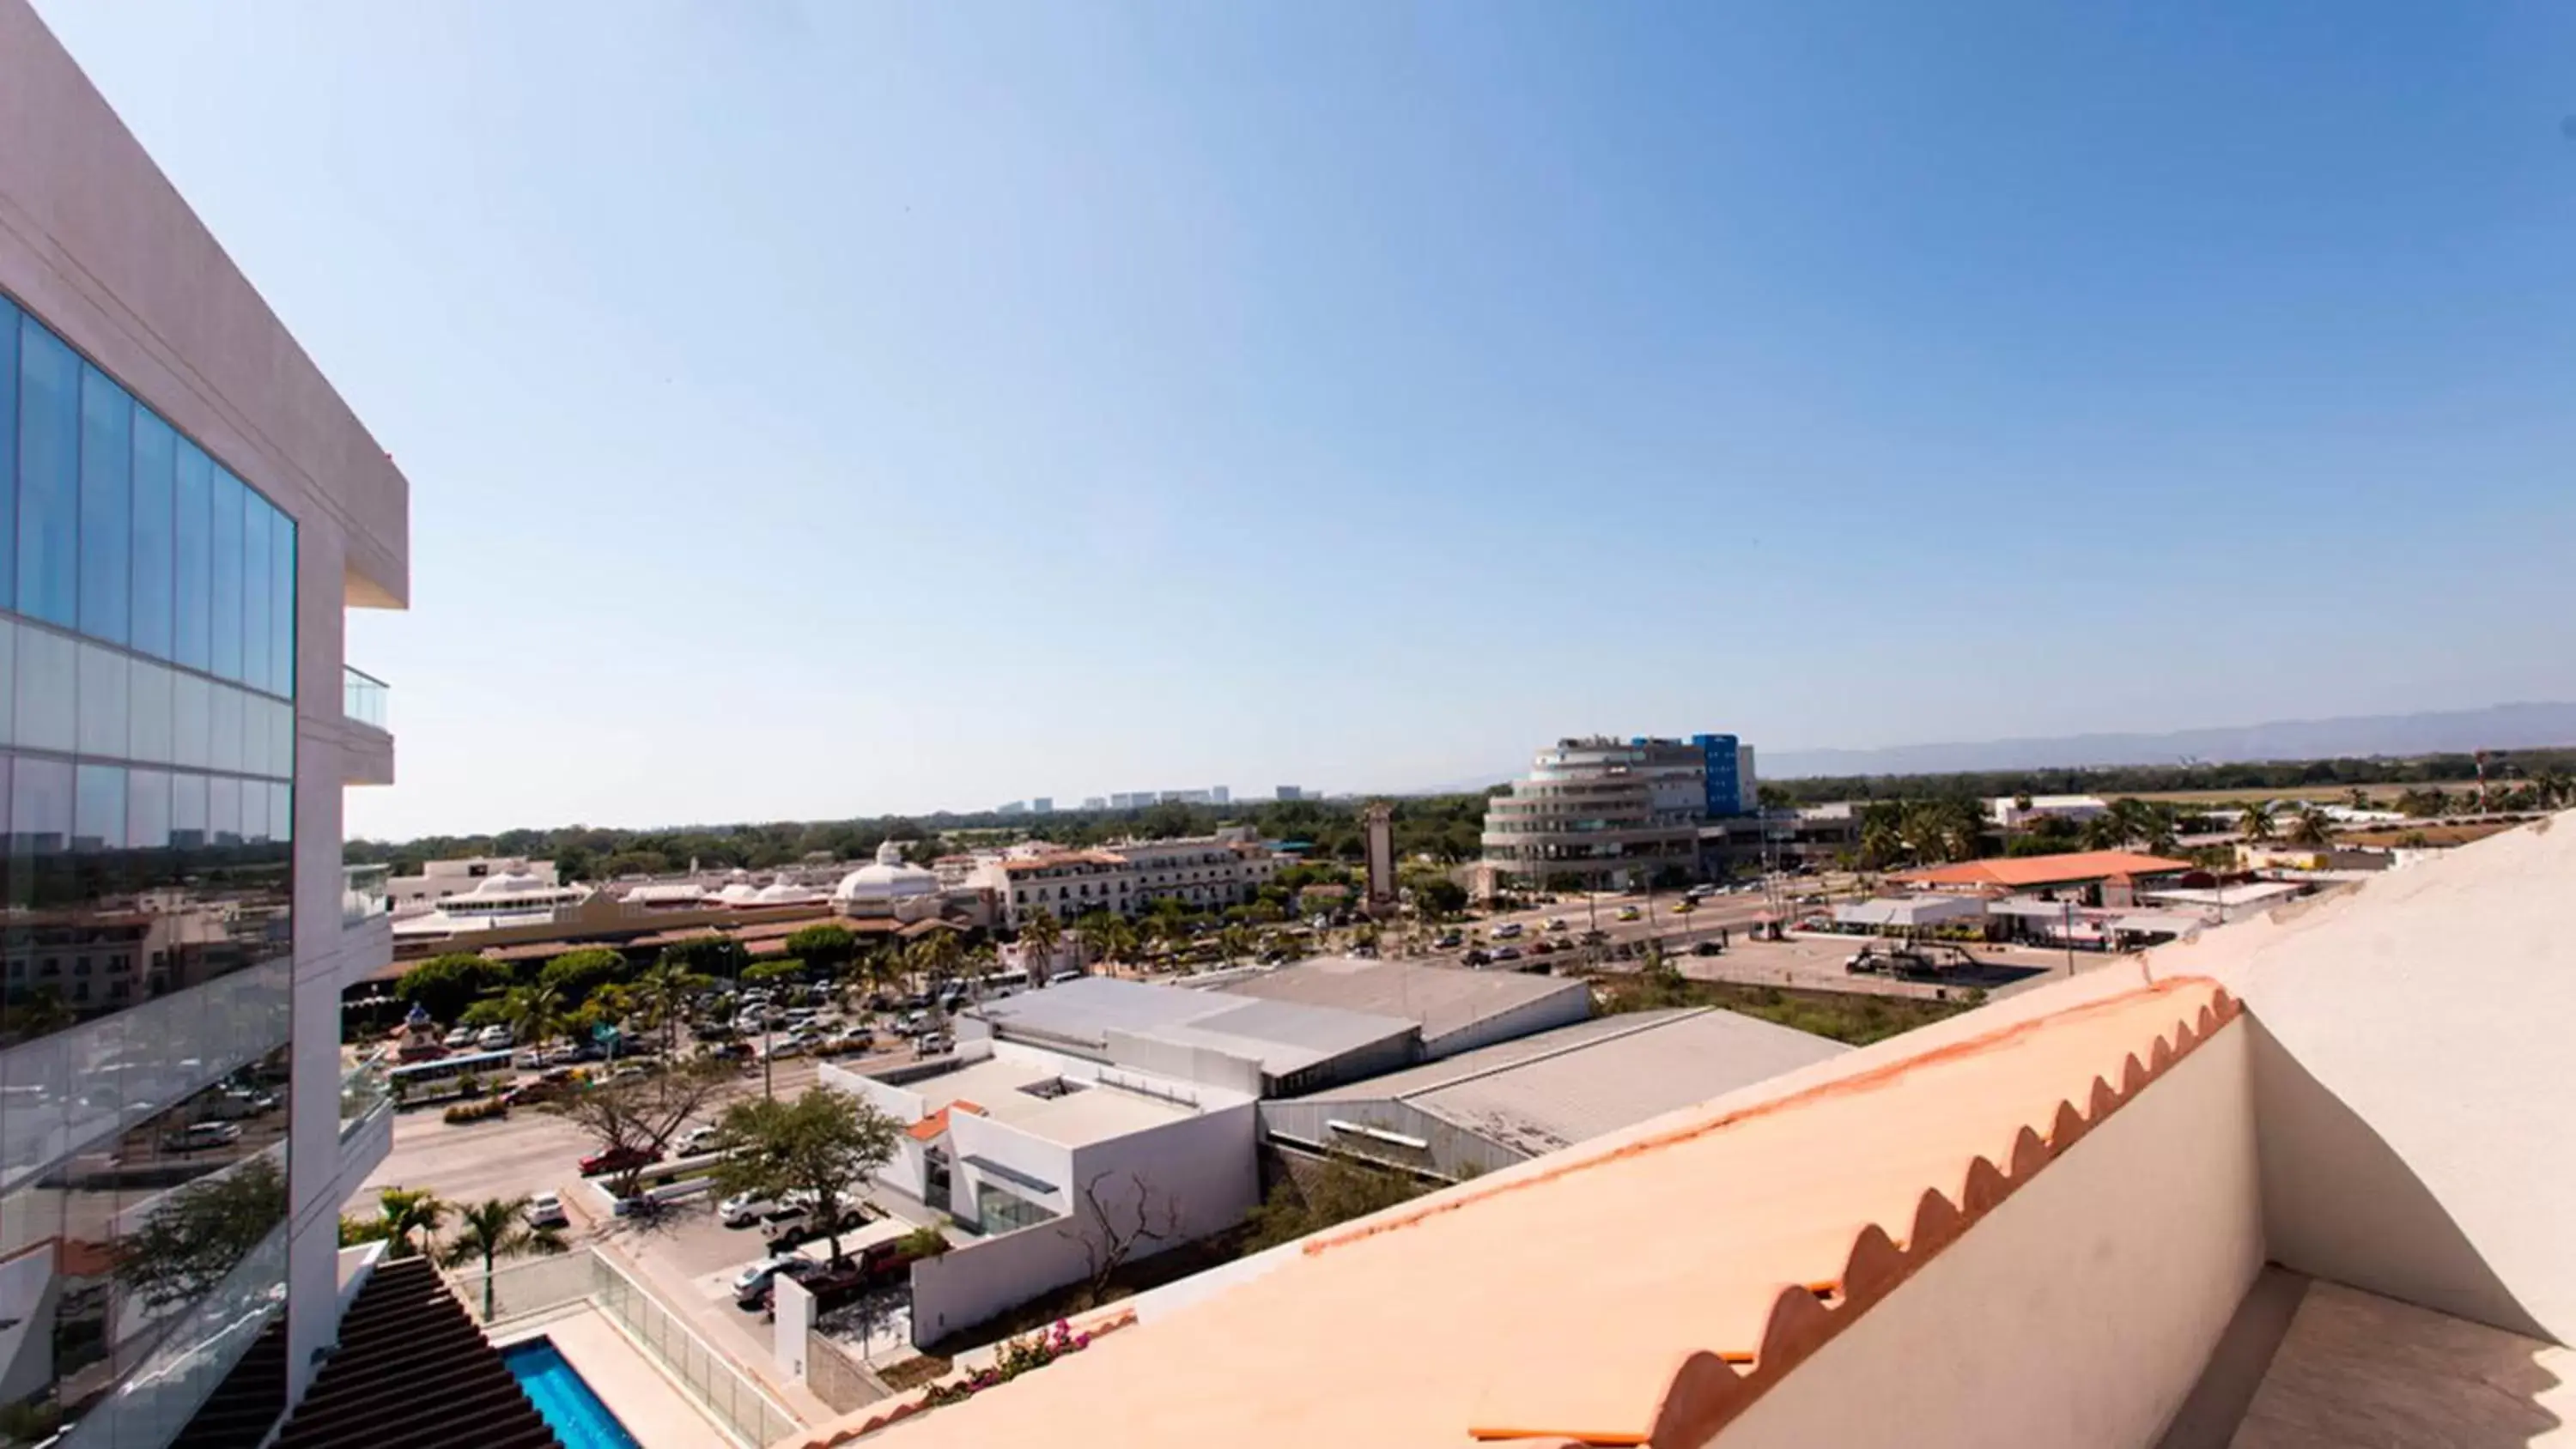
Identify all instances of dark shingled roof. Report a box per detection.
[266,1258,558,1449]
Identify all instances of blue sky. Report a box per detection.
[34,2,2576,840]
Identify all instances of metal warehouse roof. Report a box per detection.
[1302,1008,1852,1157]
[1216,957,1589,1046]
[969,976,1416,1077]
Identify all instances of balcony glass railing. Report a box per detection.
[340,1052,391,1142]
[343,864,391,927]
[343,665,390,730]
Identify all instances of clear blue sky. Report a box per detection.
[35,2,2576,840]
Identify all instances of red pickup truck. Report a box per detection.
[749,1238,930,1313]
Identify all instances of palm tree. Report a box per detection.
[634,958,709,1058]
[439,1197,567,1322]
[2237,802,2275,842]
[2287,807,2335,849]
[375,1187,447,1261]
[1019,909,1064,979]
[499,983,565,1058]
[1218,925,1255,967]
[2347,787,2372,812]
[906,930,964,997]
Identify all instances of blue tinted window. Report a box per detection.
[241,495,271,693]
[73,765,125,852]
[15,323,81,627]
[76,365,132,644]
[169,768,205,848]
[208,465,243,681]
[207,774,239,846]
[269,506,295,698]
[173,440,211,670]
[10,755,70,854]
[125,767,170,852]
[0,300,16,607]
[130,411,175,660]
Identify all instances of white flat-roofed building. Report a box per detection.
[386,855,559,916]
[821,1038,1258,1347]
[1216,956,1593,1061]
[1989,794,2112,829]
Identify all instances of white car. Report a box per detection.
[676,1125,721,1156]
[525,1191,567,1229]
[731,1254,804,1296]
[475,1025,514,1051]
[442,1027,475,1050]
[1492,923,1524,940]
[720,1191,780,1228]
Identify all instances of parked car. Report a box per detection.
[1544,917,1570,932]
[578,1145,663,1178]
[526,1191,568,1229]
[1692,941,1724,956]
[1433,931,1464,949]
[161,1121,242,1153]
[1491,946,1522,962]
[1527,940,1557,956]
[476,1025,514,1051]
[762,1040,806,1061]
[758,1238,930,1314]
[762,1203,867,1255]
[676,1125,722,1156]
[1492,922,1524,940]
[1461,949,1492,967]
[720,1191,781,1228]
[442,1027,475,1050]
[732,1255,823,1310]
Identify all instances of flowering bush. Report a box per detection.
[920,1320,1096,1407]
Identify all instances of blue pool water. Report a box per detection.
[501,1338,646,1449]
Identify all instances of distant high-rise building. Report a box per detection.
[1033,797,1054,814]
[1277,785,1305,802]
[1212,785,1230,804]
[999,800,1028,815]
[1083,797,1108,810]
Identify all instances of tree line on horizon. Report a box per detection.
[1759,747,2576,808]
[346,793,1499,880]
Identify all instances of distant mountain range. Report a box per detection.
[1755,702,2576,781]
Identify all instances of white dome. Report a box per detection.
[833,841,937,904]
[715,882,761,906]
[753,879,823,905]
[470,872,548,897]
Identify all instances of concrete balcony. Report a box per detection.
[340,665,394,785]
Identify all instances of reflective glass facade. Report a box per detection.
[0,289,296,1445]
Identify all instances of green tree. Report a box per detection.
[440,1197,567,1321]
[117,1159,288,1311]
[1242,1155,1429,1252]
[372,1186,448,1261]
[395,954,510,1024]
[1018,909,1064,978]
[906,930,965,995]
[538,947,628,1008]
[1218,925,1255,967]
[786,924,859,977]
[2287,807,2335,848]
[1410,877,1468,916]
[499,982,567,1056]
[633,957,711,1057]
[2238,802,2275,841]
[744,959,805,984]
[708,1088,902,1264]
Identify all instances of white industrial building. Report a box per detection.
[1215,956,1593,1061]
[1262,1008,1850,1180]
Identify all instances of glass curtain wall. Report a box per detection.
[0,288,297,1445]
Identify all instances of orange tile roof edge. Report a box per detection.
[1455,979,2245,1447]
[905,1108,951,1142]
[774,1310,1143,1449]
[1889,850,2193,888]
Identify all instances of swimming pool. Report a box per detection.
[501,1337,646,1449]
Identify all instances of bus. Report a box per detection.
[386,1049,517,1102]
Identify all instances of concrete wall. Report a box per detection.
[910,1095,1257,1349]
[1102,1029,1266,1097]
[1261,1097,1531,1183]
[2197,815,2576,1343]
[1709,1020,2262,1449]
